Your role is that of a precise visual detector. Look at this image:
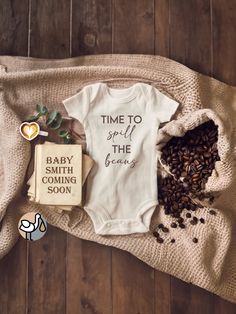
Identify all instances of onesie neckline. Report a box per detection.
[101,82,141,104]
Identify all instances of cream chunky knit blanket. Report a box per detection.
[0,54,235,303]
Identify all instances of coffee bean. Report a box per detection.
[158,223,164,229]
[193,238,198,243]
[209,196,214,203]
[156,237,164,243]
[197,164,203,170]
[161,158,166,165]
[209,130,216,137]
[173,203,179,210]
[177,217,184,224]
[162,227,169,233]
[183,182,189,189]
[171,222,177,228]
[186,213,191,218]
[209,210,216,215]
[173,212,180,218]
[204,152,211,158]
[190,203,197,211]
[200,218,205,223]
[153,231,159,238]
[171,239,176,243]
[179,223,185,229]
[181,196,189,202]
[194,160,200,166]
[190,219,197,225]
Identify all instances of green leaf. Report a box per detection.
[46,111,59,126]
[63,134,71,144]
[58,129,69,138]
[36,104,48,115]
[25,114,39,122]
[50,114,62,129]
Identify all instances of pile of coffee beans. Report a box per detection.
[153,121,220,244]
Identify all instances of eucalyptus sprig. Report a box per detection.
[25,104,72,144]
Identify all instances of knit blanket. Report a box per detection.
[0,54,236,303]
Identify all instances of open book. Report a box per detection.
[33,144,83,206]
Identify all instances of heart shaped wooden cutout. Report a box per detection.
[20,122,40,141]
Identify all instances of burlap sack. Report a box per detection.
[156,108,235,193]
[0,54,236,303]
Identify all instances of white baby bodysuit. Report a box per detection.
[63,82,179,235]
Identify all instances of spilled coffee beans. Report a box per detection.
[154,121,220,244]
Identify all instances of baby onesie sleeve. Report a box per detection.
[62,85,91,124]
[149,86,179,123]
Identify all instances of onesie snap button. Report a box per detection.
[107,223,111,227]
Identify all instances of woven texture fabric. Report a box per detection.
[0,54,236,303]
